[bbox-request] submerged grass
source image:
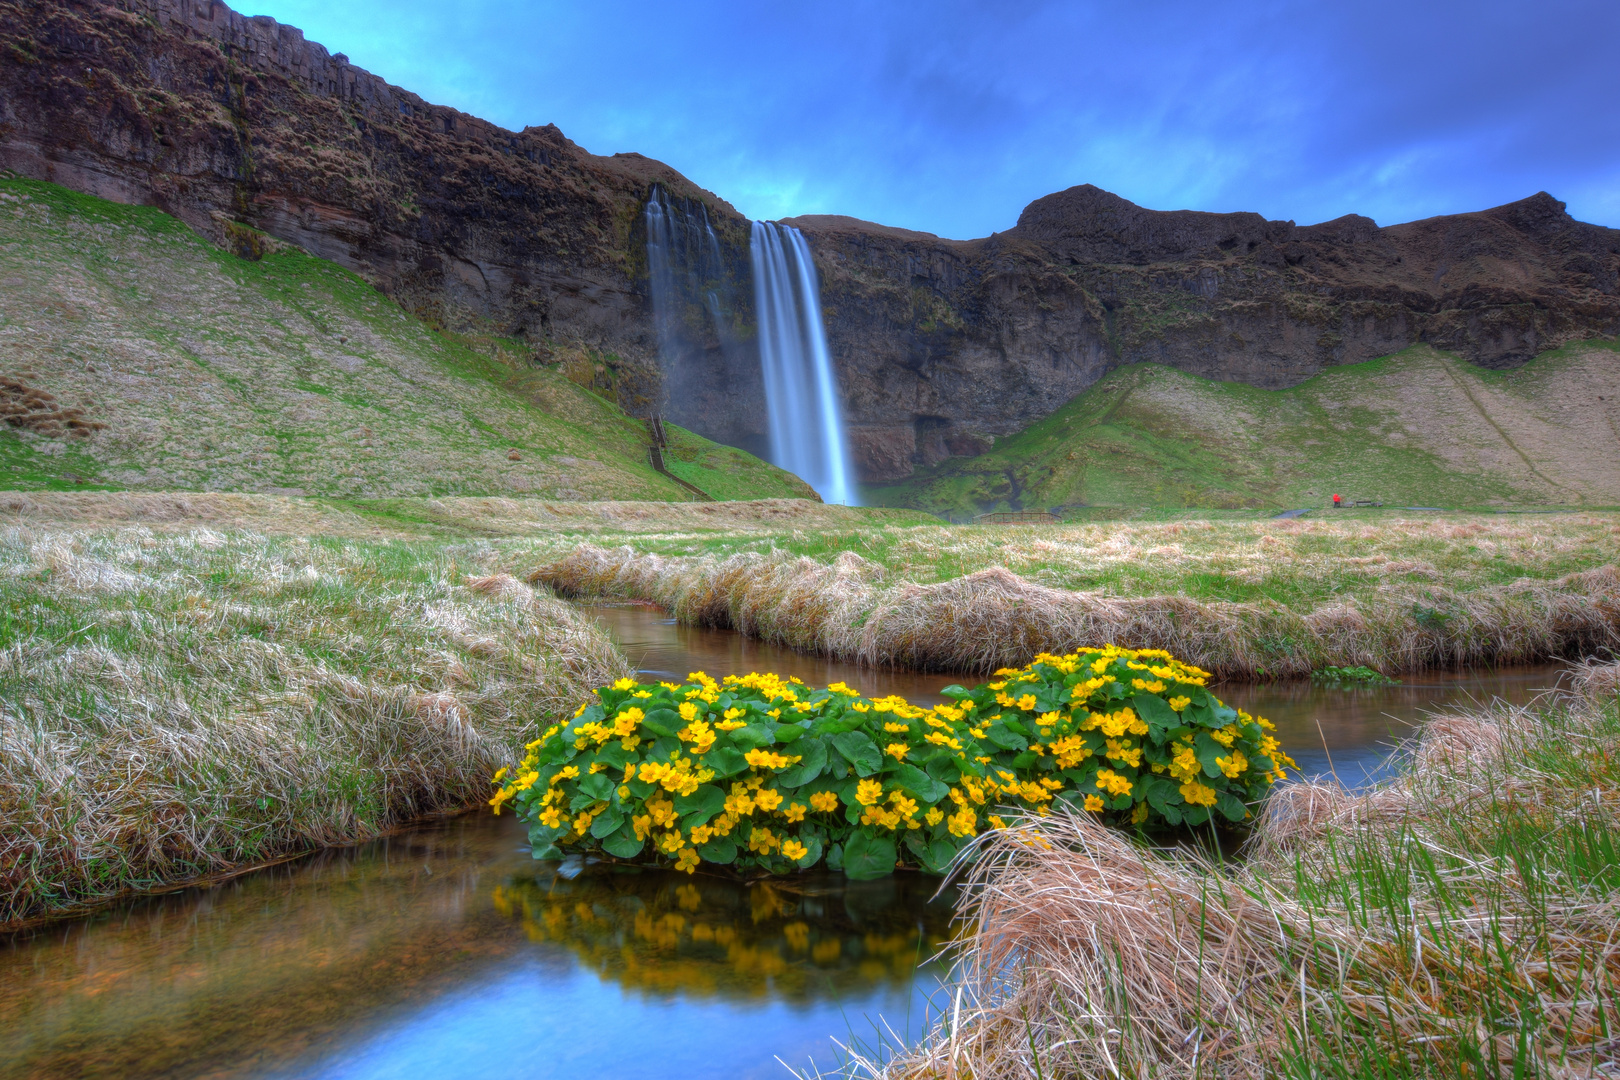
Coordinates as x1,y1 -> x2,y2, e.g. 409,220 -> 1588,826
0,525 -> 627,926
860,661 -> 1620,1080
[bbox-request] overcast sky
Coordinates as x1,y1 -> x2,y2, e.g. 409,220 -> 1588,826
244,0 -> 1619,238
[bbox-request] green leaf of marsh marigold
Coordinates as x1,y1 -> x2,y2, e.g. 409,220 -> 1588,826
531,842 -> 563,861
890,762 -> 947,804
1131,693 -> 1179,738
831,731 -> 883,776
705,747 -> 749,778
1216,790 -> 1248,823
842,832 -> 897,881
728,724 -> 776,749
775,739 -> 829,787
640,708 -> 680,737
792,835 -> 823,868
985,721 -> 1028,751
673,783 -> 725,821
578,772 -> 615,802
698,835 -> 738,865
591,806 -> 625,838
602,824 -> 644,859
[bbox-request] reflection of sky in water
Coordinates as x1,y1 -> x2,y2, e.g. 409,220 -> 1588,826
277,957 -> 947,1080
0,811 -> 954,1080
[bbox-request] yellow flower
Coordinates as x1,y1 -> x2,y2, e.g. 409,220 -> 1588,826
1095,769 -> 1134,798
884,742 -> 909,761
987,815 -> 1008,830
924,806 -> 943,826
808,791 -> 840,813
748,827 -> 779,854
675,848 -> 700,873
755,788 -> 784,812
855,779 -> 884,806
744,748 -> 800,770
679,701 -> 699,721
1015,694 -> 1037,710
781,838 -> 809,862
883,722 -> 910,733
1169,696 -> 1192,712
1216,750 -> 1248,778
1084,794 -> 1104,812
783,802 -> 807,822
612,677 -> 637,691
690,825 -> 714,845
1180,779 -> 1219,806
946,806 -> 977,837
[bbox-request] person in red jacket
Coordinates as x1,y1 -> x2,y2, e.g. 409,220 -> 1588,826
1332,493 -> 1342,508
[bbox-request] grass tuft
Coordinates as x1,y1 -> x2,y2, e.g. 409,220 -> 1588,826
879,664 -> 1620,1079
0,525 -> 627,926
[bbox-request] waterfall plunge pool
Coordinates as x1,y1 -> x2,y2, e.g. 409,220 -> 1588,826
0,606 -> 1568,1080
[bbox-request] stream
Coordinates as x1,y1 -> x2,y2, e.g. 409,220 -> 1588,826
0,605 -> 1569,1080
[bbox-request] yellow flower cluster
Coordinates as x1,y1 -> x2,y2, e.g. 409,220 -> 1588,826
491,646 -> 1296,879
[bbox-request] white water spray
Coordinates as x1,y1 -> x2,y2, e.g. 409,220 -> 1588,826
750,221 -> 858,506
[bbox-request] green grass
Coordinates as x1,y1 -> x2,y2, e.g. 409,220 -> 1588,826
0,524 -> 628,925
866,343 -> 1620,519
660,422 -> 820,502
0,177 -> 802,502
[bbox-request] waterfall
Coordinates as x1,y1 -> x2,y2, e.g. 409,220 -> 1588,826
645,187 -> 733,370
750,221 -> 858,506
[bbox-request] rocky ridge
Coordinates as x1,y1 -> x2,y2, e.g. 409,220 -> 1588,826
4,0 -> 1618,484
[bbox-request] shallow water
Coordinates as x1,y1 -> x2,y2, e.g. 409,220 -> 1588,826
584,603 -> 1569,789
0,606 -> 1568,1079
0,813 -> 955,1080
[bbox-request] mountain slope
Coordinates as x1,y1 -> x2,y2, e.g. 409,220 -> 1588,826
0,177 -> 811,500
864,342 -> 1620,515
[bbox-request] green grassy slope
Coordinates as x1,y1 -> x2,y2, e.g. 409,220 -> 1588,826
866,343 -> 1620,516
0,178 -> 805,502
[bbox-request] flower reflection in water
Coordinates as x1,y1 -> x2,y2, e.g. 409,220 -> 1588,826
491,863 -> 960,1003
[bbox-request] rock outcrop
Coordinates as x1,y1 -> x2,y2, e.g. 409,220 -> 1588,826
795,186 -> 1620,479
5,0 -> 1618,484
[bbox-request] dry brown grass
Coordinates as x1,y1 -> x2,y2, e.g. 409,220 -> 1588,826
0,526 -> 627,927
532,544 -> 1620,678
870,665 -> 1620,1080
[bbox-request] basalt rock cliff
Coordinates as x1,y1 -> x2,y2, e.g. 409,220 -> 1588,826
6,0 -> 1619,484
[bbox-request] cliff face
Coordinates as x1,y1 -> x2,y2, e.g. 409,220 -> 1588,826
794,186 -> 1620,480
5,0 -> 1618,485
0,0 -> 742,412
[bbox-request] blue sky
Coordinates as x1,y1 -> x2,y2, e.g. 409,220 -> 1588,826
245,0 -> 1619,238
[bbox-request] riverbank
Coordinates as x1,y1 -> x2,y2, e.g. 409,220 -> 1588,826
873,661 -> 1620,1079
6,495 -> 1618,925
0,525 -> 625,926
530,512 -> 1620,678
